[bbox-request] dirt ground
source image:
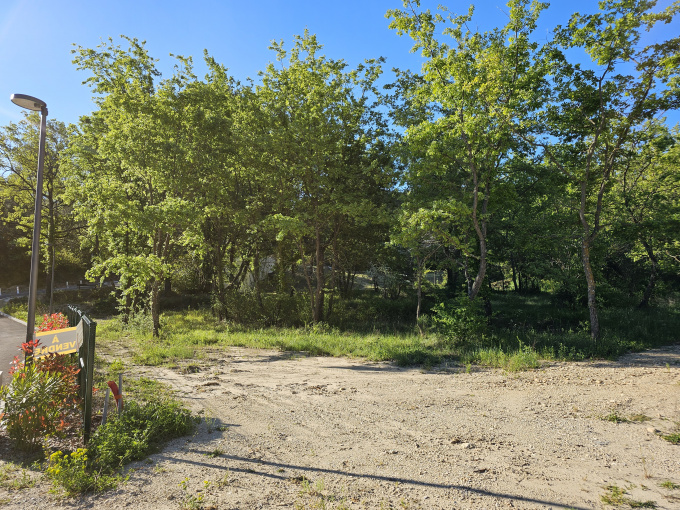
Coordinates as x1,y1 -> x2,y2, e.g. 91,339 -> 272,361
2,344 -> 680,509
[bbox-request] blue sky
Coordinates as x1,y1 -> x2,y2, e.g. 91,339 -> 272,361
1,0 -> 678,128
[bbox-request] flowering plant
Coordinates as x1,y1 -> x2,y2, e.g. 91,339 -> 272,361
0,313 -> 82,450
38,312 -> 69,332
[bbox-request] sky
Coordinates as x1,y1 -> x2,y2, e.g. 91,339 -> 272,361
1,0 -> 679,128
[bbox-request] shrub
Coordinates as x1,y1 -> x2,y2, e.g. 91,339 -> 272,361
432,296 -> 487,345
88,400 -> 196,472
0,316 -> 81,452
46,449 -> 120,496
44,399 -> 196,495
37,312 -> 69,332
0,364 -> 69,450
506,345 -> 541,372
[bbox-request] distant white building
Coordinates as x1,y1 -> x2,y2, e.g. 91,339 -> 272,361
242,255 -> 276,289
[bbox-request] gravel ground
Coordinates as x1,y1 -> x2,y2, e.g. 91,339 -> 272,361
1,344 -> 679,509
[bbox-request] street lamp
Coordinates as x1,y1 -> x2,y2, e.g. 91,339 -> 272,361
10,94 -> 48,359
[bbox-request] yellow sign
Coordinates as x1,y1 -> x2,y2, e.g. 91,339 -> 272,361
34,325 -> 81,358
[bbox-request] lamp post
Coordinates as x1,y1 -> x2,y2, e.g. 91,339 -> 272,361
10,94 -> 48,359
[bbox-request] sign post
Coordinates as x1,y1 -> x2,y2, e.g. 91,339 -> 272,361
66,305 -> 96,443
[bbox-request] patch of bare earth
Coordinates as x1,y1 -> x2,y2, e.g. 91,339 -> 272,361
2,345 -> 680,509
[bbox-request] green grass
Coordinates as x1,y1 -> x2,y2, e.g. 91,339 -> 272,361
89,289 -> 680,370
98,309 -> 446,367
460,345 -> 541,372
604,412 -> 629,423
124,376 -> 178,402
662,433 -> 680,445
8,289 -> 679,370
0,463 -> 36,490
601,485 -> 657,508
490,292 -> 680,360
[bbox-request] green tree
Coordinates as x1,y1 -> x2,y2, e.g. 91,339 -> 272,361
258,32 -> 395,323
0,113 -> 74,301
170,55 -> 266,320
387,0 -> 548,302
524,0 -> 680,339
66,37 -> 199,336
615,125 -> 680,307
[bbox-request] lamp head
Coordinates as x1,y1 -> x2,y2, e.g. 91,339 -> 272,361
10,93 -> 47,111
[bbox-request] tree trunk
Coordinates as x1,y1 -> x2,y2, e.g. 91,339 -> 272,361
510,254 -> 519,291
122,292 -> 132,325
327,238 -> 338,320
581,240 -> 600,341
290,263 -> 296,297
469,236 -> 487,300
416,256 -> 423,333
253,248 -> 264,310
463,257 -> 472,297
445,267 -> 457,297
313,228 -> 325,323
151,280 -> 161,338
468,168 -> 490,301
638,240 -> 658,309
215,243 -> 226,321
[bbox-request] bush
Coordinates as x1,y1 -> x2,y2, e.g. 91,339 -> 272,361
0,364 -> 67,450
432,296 -> 487,346
45,399 -> 196,495
46,448 -> 120,496
0,312 -> 82,451
88,400 -> 196,472
37,313 -> 69,332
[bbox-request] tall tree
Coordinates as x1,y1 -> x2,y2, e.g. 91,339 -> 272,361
67,37 -> 199,336
615,125 -> 680,307
387,0 -> 547,301
258,32 -> 394,323
524,0 -> 680,339
0,113 -> 73,300
173,55 -> 264,320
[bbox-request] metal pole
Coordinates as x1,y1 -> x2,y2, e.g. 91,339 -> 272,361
25,106 -> 48,359
49,243 -> 55,314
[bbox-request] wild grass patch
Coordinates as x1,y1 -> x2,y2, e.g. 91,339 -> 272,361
601,485 -> 656,508
46,399 -> 196,496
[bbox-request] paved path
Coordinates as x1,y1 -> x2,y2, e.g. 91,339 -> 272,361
0,313 -> 26,385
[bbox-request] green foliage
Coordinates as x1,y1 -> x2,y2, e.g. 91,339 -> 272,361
258,31 -> 395,323
0,364 -> 73,451
46,448 -> 120,496
124,376 -> 176,402
0,463 -> 36,490
601,485 -> 657,508
95,288 -> 680,374
0,112 -> 74,289
432,297 -> 487,346
45,398 -> 195,495
461,344 -> 540,372
0,311 -> 82,452
367,264 -> 409,300
132,344 -> 196,366
662,433 -> 680,445
603,412 -> 628,424
88,400 -> 195,471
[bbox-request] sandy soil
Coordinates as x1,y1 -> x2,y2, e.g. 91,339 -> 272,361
2,344 -> 680,509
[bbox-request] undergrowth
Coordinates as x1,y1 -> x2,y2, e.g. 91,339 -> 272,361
8,290 -> 680,371
45,399 -> 196,496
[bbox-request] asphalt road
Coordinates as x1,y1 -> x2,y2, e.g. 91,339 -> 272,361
0,313 -> 26,385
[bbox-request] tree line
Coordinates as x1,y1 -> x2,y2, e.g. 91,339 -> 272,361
1,0 -> 679,340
